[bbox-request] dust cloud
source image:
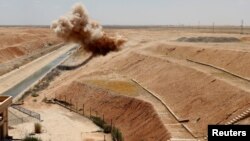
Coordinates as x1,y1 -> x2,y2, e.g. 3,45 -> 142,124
51,3 -> 126,55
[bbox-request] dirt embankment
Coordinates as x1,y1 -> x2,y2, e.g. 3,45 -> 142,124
37,29 -> 250,139
241,36 -> 250,42
49,45 -> 250,138
146,44 -> 250,79
55,81 -> 171,141
177,36 -> 240,43
0,47 -> 25,62
0,27 -> 62,75
95,52 -> 250,137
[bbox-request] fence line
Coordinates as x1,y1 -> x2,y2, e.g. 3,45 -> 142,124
53,97 -> 122,141
9,108 -> 40,126
11,105 -> 41,121
53,98 -> 95,119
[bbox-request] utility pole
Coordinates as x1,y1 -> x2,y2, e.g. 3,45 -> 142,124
241,20 -> 244,34
212,22 -> 215,33
198,21 -> 200,29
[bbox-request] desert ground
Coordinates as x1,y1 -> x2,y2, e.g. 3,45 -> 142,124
0,27 -> 62,75
2,27 -> 250,141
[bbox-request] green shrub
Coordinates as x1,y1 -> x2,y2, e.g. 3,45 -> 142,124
103,124 -> 112,133
31,93 -> 39,97
34,123 -> 42,134
90,116 -> 123,141
48,42 -> 53,46
112,127 -> 124,141
90,116 -> 105,128
22,136 -> 41,141
42,97 -> 47,103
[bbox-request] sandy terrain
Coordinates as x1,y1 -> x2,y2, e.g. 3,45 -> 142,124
0,44 -> 75,99
55,81 -> 171,141
145,43 -> 250,78
7,27 -> 250,141
36,28 -> 250,140
0,27 -> 62,76
9,101 -> 111,141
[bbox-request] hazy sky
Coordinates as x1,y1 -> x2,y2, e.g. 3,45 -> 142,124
0,0 -> 249,26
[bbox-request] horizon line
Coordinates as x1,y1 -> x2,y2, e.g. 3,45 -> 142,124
0,24 -> 249,27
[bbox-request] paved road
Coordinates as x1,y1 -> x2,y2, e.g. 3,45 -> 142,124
0,43 -> 78,101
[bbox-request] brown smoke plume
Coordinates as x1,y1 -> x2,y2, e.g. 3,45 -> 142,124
51,3 -> 126,55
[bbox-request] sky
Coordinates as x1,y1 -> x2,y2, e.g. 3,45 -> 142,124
0,0 -> 249,26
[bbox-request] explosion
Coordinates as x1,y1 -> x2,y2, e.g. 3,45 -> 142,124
51,3 -> 126,55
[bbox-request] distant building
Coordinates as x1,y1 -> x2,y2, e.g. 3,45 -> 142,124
0,96 -> 12,140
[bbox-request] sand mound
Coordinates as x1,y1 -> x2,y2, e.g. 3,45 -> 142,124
177,36 -> 240,43
55,81 -> 171,141
0,28 -> 61,63
0,47 -> 25,63
0,27 -> 62,76
87,52 -> 250,137
241,37 -> 250,42
148,44 -> 250,79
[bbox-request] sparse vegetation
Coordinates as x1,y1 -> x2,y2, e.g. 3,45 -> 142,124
42,97 -> 48,102
86,79 -> 138,96
19,68 -> 61,101
111,127 -> 124,141
90,116 -> 105,129
90,116 -> 123,141
31,92 -> 39,97
103,124 -> 112,133
13,64 -> 20,69
34,123 -> 42,134
54,98 -> 72,106
22,136 -> 42,141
